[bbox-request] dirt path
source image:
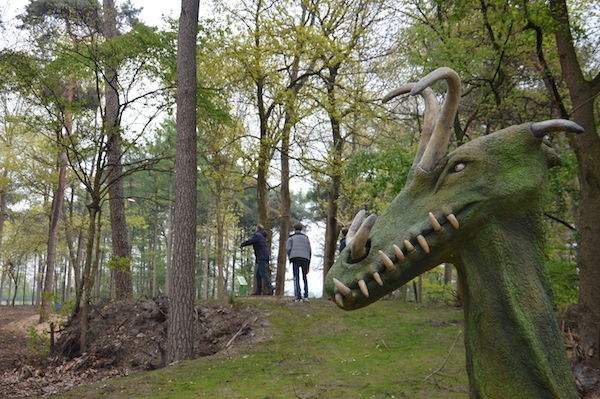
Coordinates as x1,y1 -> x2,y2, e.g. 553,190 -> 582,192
0,306 -> 38,372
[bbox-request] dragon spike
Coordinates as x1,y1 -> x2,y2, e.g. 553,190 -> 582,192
373,272 -> 384,286
346,209 -> 366,242
332,278 -> 351,297
411,67 -> 461,171
358,280 -> 369,297
382,84 -> 439,168
428,212 -> 442,231
351,214 -> 377,261
378,250 -> 395,271
531,119 -> 584,138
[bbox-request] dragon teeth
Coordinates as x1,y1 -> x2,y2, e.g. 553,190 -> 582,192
378,250 -> 395,271
417,234 -> 430,253
428,212 -> 442,231
447,213 -> 459,229
404,240 -> 415,252
392,244 -> 404,261
333,278 -> 351,297
358,280 -> 369,297
335,293 -> 344,307
373,272 -> 384,286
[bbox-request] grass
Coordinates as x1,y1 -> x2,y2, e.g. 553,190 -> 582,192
52,298 -> 468,399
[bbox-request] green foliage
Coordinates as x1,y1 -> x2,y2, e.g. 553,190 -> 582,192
546,241 -> 579,306
107,255 -> 131,273
344,144 -> 414,212
26,326 -> 50,358
58,300 -> 77,317
422,267 -> 456,305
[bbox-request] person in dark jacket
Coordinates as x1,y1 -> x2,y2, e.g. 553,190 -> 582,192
286,223 -> 311,302
241,224 -> 273,295
338,228 -> 348,253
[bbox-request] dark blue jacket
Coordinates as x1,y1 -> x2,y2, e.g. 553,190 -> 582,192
339,237 -> 346,253
241,229 -> 270,261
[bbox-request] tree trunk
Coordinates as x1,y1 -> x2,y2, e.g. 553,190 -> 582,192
0,190 -> 5,302
550,0 -> 600,367
0,271 -> 5,306
202,231 -> 210,299
79,203 -> 100,352
444,263 -> 453,285
322,65 -> 343,296
40,150 -> 68,322
163,205 -> 171,295
103,0 -> 132,300
276,116 -> 291,296
167,0 -> 199,363
216,198 -> 225,299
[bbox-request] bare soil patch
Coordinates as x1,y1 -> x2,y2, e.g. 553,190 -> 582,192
0,297 -> 266,398
0,306 -> 39,373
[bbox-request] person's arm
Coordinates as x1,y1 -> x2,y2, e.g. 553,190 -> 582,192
286,236 -> 292,257
240,233 -> 257,247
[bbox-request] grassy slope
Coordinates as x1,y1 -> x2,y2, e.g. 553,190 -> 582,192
54,298 -> 468,399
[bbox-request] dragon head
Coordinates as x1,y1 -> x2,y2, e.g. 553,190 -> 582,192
325,67 -> 583,310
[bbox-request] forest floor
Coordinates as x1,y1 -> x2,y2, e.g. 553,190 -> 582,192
0,306 -> 38,372
0,298 -> 598,399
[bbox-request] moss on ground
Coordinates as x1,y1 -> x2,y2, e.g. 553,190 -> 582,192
51,298 -> 468,399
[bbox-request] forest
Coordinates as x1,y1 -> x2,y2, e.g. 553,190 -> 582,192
0,0 -> 598,397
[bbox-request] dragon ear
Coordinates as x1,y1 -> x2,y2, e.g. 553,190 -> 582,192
541,141 -> 562,168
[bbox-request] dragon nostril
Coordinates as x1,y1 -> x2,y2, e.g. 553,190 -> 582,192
349,239 -> 371,264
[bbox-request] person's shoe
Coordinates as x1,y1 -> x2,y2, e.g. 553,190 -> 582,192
267,287 -> 275,296
293,298 -> 302,303
302,298 -> 310,303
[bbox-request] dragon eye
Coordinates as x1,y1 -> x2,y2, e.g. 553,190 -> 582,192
452,162 -> 466,173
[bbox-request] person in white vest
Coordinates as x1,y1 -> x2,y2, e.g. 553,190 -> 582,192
286,223 -> 312,302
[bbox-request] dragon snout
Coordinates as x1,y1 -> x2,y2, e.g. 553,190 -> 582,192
330,209 -> 463,310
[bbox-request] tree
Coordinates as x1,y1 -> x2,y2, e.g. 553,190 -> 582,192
309,0 -> 389,293
103,0 -> 132,299
397,0 -> 599,367
548,0 -> 600,367
167,0 -> 200,363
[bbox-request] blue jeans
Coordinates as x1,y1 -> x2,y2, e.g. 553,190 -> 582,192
291,258 -> 309,299
256,259 -> 273,293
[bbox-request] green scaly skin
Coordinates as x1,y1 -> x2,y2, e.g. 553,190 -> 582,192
325,123 -> 578,398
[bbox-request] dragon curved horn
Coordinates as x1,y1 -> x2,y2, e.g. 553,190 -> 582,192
531,119 -> 584,138
410,67 -> 461,171
383,84 -> 439,167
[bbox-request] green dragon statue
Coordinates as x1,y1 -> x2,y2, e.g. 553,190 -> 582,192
325,67 -> 582,398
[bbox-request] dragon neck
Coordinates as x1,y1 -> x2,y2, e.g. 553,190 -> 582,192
455,215 -> 577,399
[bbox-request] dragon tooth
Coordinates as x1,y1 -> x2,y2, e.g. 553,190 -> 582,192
358,280 -> 369,297
333,278 -> 351,297
392,244 -> 405,261
378,250 -> 395,271
417,234 -> 430,253
373,272 -> 384,286
335,293 -> 344,307
428,212 -> 442,231
447,213 -> 459,229
404,239 -> 415,252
